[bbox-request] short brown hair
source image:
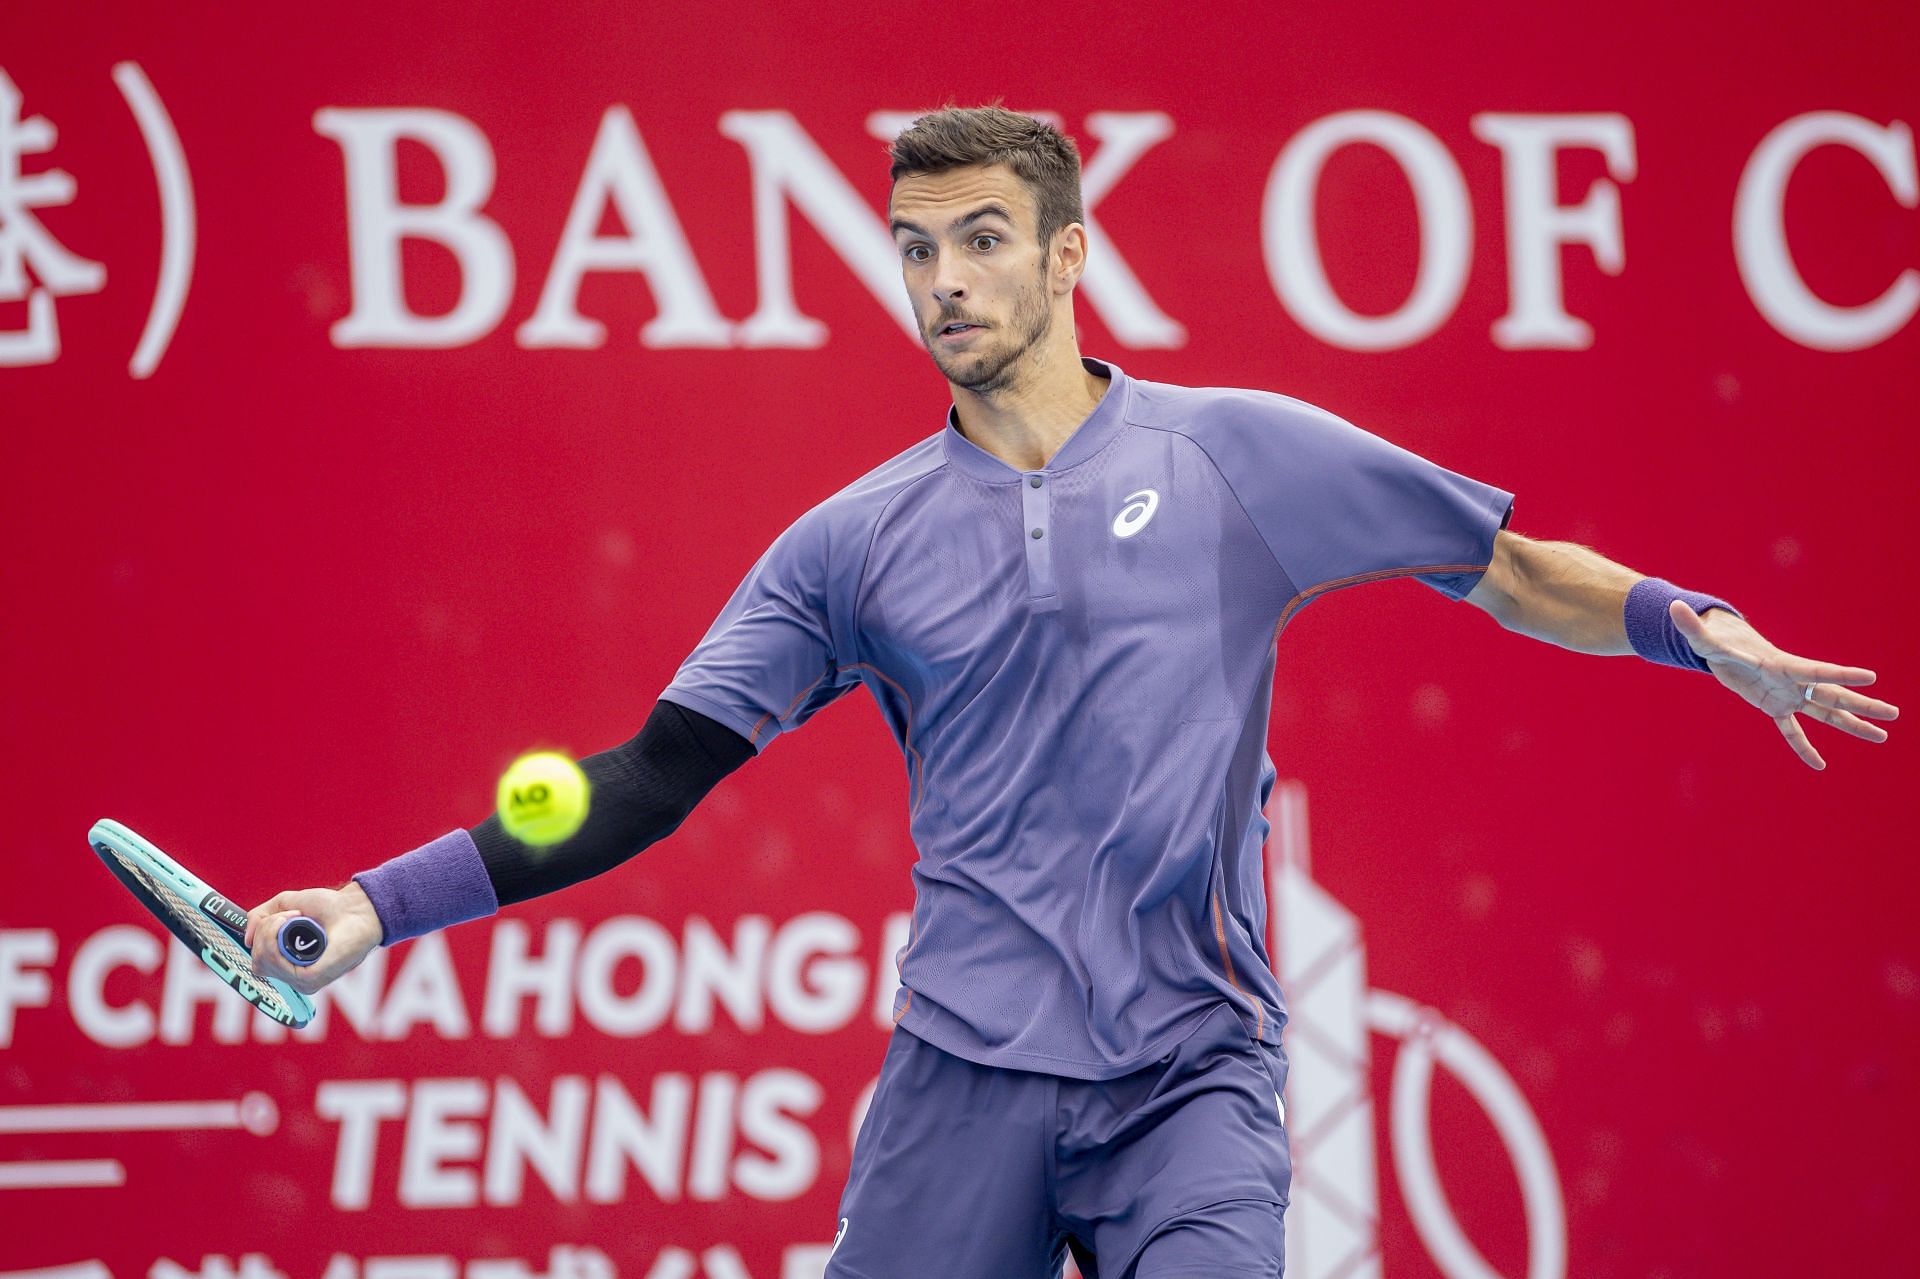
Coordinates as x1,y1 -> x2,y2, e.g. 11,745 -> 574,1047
889,105 -> 1085,249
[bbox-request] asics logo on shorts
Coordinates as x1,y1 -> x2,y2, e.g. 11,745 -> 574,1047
1112,488 -> 1160,538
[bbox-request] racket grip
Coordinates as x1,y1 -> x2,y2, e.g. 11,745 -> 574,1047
278,916 -> 328,967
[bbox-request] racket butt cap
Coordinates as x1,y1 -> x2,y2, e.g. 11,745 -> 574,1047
278,916 -> 327,967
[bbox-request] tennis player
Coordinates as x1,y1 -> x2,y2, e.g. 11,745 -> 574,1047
245,106 -> 1897,1277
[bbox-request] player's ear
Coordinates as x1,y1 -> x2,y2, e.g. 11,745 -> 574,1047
1051,222 -> 1089,295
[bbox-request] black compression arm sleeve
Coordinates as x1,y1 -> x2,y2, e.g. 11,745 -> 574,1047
470,700 -> 754,907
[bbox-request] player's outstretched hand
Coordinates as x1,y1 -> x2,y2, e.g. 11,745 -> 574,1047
1670,600 -> 1899,770
242,883 -> 385,996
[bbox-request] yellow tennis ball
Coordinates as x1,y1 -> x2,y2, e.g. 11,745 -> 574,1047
497,751 -> 591,846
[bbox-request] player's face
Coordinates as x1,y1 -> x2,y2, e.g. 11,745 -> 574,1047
890,164 -> 1056,396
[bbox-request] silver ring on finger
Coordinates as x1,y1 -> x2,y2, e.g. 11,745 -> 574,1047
1803,683 -> 1819,703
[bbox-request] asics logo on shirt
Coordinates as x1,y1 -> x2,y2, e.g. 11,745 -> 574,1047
1112,488 -> 1160,538
830,1217 -> 849,1258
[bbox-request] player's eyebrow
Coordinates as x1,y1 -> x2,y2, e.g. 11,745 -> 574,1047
889,203 -> 1016,239
954,203 -> 1014,231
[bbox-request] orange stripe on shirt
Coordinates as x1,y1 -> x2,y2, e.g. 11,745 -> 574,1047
751,670 -> 832,745
1211,889 -> 1264,1040
1273,560 -> 1491,644
838,662 -> 928,817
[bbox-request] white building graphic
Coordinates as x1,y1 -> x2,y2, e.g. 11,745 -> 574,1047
1270,782 -> 1566,1279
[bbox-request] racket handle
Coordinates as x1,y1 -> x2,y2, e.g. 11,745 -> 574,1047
278,916 -> 328,967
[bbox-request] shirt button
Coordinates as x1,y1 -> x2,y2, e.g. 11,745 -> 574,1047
1028,475 -> 1042,488
1031,528 -> 1044,539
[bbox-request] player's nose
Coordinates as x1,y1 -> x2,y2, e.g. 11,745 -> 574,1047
932,272 -> 967,307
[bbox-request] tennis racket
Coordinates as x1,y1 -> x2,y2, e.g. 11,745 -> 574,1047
88,817 -> 326,1029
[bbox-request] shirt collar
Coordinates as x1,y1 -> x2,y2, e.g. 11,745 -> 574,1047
940,357 -> 1131,482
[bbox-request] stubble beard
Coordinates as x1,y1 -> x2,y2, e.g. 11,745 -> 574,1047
928,278 -> 1055,400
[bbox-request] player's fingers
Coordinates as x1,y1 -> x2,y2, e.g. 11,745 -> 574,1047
1811,684 -> 1900,720
1803,701 -> 1891,743
249,909 -> 304,982
247,912 -> 280,976
1667,599 -> 1712,647
1667,600 -> 1756,660
1669,603 -> 1763,665
1704,644 -> 1765,670
1780,656 -> 1878,687
1774,713 -> 1825,770
246,892 -> 302,944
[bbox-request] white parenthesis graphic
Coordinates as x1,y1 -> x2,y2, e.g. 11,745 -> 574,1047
112,61 -> 195,379
1369,990 -> 1568,1279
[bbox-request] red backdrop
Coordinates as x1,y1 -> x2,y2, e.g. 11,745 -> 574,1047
3,4 -> 1916,1278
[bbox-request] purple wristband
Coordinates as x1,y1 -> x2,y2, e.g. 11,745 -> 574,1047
1624,577 -> 1741,673
353,829 -> 499,946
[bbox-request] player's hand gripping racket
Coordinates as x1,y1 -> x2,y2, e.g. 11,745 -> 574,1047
88,818 -> 325,1028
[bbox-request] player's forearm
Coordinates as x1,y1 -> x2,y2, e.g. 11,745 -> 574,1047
467,752 -> 682,909
351,700 -> 753,943
471,718 -> 742,905
1480,536 -> 1639,655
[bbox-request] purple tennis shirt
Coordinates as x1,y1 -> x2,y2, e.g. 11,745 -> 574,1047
662,358 -> 1513,1080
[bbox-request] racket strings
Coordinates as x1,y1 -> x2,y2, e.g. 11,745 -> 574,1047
105,846 -> 298,1023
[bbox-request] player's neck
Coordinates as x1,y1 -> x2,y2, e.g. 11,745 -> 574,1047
949,343 -> 1108,473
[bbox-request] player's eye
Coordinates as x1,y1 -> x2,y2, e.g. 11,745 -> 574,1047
969,234 -> 999,252
903,243 -> 933,263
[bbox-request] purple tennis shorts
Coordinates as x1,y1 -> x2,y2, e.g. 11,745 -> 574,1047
826,1001 -> 1292,1278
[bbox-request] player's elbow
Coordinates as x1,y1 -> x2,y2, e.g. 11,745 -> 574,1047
1464,529 -> 1530,629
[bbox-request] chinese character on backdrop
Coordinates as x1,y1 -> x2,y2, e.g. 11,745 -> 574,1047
1,68 -> 107,367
